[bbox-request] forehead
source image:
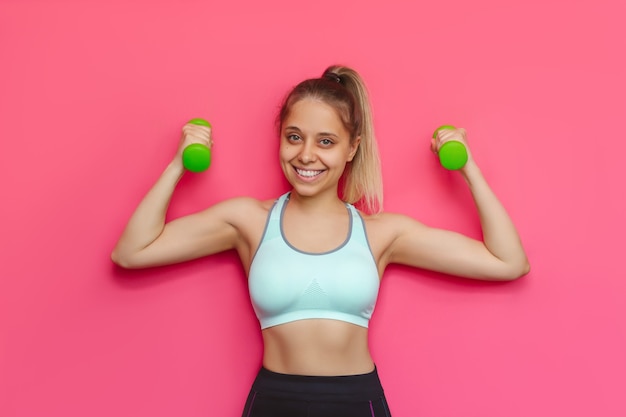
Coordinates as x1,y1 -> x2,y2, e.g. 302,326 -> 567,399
283,99 -> 347,134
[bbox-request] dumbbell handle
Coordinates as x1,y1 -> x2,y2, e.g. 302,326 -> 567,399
432,125 -> 468,170
182,118 -> 212,172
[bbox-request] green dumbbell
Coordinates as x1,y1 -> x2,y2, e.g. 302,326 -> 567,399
432,124 -> 468,170
182,118 -> 212,172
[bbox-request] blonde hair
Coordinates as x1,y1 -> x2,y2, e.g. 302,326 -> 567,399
278,65 -> 383,214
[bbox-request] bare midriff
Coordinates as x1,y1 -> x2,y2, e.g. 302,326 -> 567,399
261,319 -> 375,376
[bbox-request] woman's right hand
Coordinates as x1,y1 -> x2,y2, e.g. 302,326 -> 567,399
175,122 -> 213,166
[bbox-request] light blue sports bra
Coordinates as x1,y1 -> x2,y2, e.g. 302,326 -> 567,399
248,193 -> 380,329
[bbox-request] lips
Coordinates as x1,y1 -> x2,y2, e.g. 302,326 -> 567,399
295,167 -> 324,178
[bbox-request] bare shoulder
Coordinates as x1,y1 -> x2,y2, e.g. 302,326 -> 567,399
212,195 -> 272,212
204,196 -> 275,228
359,210 -> 427,265
361,210 -> 425,235
208,196 -> 278,268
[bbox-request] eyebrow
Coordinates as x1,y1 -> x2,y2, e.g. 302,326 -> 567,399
284,126 -> 339,138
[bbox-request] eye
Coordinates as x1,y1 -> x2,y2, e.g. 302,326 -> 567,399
286,134 -> 301,142
319,138 -> 334,146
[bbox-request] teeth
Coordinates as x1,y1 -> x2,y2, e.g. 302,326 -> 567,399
296,168 -> 322,177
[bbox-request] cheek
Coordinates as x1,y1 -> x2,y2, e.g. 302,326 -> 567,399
329,156 -> 350,171
279,144 -> 298,166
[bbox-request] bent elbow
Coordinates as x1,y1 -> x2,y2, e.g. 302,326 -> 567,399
111,249 -> 136,269
502,259 -> 531,281
516,258 -> 531,279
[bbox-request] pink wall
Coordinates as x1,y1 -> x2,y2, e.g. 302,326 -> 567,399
1,0 -> 625,415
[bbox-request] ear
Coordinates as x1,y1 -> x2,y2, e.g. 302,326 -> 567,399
347,136 -> 361,162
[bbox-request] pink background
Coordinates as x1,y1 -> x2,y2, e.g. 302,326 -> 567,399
1,0 -> 625,415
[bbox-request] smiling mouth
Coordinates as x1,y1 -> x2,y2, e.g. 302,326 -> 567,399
295,167 -> 324,178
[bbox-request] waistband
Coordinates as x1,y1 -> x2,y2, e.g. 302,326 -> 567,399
251,366 -> 384,401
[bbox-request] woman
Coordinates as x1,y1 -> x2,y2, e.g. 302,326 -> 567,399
111,65 -> 530,416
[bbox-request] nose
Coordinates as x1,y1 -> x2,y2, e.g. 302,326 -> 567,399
298,141 -> 316,164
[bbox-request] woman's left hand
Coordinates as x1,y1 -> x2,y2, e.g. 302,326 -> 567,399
431,127 -> 475,169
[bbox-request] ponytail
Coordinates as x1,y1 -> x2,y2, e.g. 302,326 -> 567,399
323,66 -> 382,214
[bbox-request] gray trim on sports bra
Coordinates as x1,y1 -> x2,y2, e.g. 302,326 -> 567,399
279,193 -> 354,256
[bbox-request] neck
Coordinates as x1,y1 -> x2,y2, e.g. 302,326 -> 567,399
288,190 -> 346,214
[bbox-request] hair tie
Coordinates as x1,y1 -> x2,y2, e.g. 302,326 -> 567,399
324,72 -> 342,84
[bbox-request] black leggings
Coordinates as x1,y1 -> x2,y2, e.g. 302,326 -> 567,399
241,367 -> 392,417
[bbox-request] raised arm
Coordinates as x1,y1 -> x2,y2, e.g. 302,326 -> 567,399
111,123 -> 242,269
385,128 -> 530,281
